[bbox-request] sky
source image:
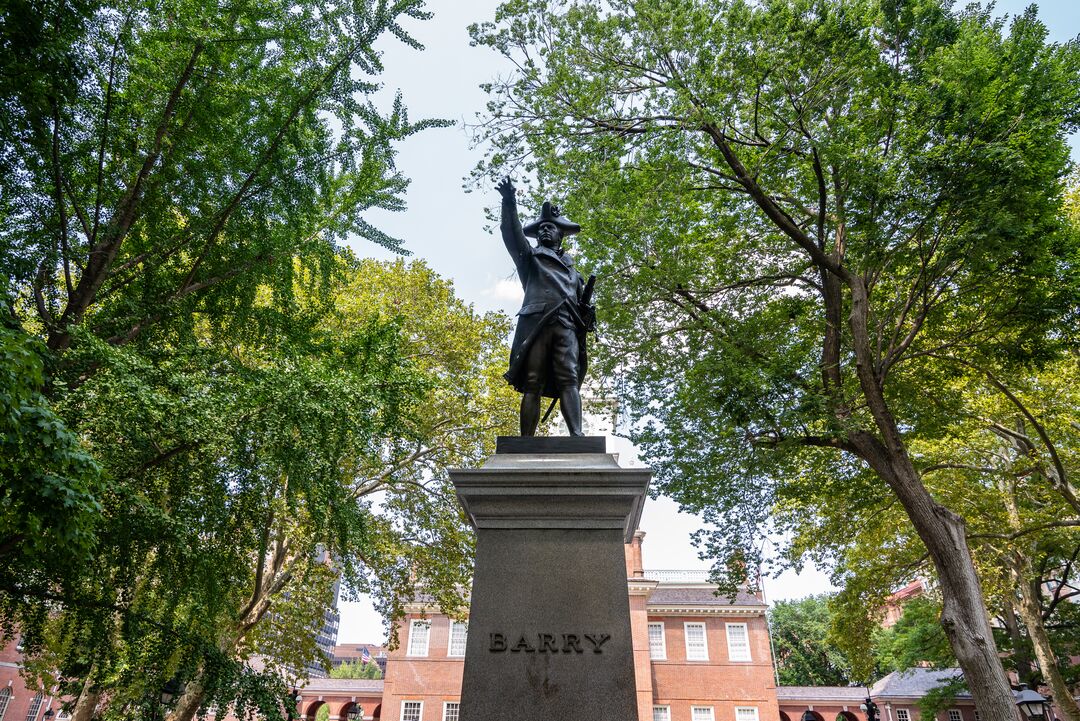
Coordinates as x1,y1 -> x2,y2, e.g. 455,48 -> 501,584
336,0 -> 1080,644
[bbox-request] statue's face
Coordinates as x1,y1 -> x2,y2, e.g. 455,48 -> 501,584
537,221 -> 563,249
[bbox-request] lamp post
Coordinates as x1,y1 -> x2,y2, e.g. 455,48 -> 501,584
1015,684 -> 1051,721
157,677 -> 182,721
861,696 -> 880,721
286,688 -> 303,721
347,706 -> 364,721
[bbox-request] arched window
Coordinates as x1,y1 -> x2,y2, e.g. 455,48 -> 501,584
23,694 -> 43,721
0,688 -> 12,721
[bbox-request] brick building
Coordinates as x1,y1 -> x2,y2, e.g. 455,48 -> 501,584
378,531 -> 782,721
0,638 -> 65,721
777,669 -> 980,721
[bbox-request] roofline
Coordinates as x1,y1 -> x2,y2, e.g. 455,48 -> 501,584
646,605 -> 765,616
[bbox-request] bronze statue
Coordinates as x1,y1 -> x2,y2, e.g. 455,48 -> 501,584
497,178 -> 596,436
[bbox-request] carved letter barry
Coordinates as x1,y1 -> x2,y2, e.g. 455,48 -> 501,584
488,632 -> 611,653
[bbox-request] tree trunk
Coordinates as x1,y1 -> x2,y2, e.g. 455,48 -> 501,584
1013,555 -> 1080,721
1001,599 -> 1037,686
68,678 -> 100,721
167,676 -> 205,721
847,277 -> 1017,721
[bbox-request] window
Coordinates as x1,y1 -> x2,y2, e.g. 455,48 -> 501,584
448,621 -> 468,657
897,710 -> 911,721
726,622 -> 751,661
948,711 -> 962,721
648,623 -> 667,660
443,702 -> 460,721
24,695 -> 43,721
736,708 -> 760,721
654,706 -> 672,721
402,701 -> 423,721
684,622 -> 708,661
0,688 -> 11,721
407,620 -> 430,657
692,707 -> 716,721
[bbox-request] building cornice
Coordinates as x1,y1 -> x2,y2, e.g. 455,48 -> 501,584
628,578 -> 660,596
645,604 -> 765,616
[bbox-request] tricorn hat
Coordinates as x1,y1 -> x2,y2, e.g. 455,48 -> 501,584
522,201 -> 581,238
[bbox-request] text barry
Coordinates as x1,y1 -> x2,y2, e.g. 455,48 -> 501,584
489,632 -> 611,654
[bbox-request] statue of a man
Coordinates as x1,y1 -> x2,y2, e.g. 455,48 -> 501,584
497,177 -> 596,436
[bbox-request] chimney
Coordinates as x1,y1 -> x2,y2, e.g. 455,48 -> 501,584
625,530 -> 646,578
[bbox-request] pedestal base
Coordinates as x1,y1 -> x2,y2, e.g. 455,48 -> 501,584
451,439 -> 650,721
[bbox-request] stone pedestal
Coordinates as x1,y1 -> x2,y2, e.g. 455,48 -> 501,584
451,437 -> 650,721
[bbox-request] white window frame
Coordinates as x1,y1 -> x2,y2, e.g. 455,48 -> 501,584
691,706 -> 716,721
406,620 -> 430,657
736,707 -> 760,721
684,621 -> 709,661
948,711 -> 962,721
648,622 -> 667,660
443,701 -> 460,721
401,700 -> 424,721
448,621 -> 468,657
0,688 -> 11,721
726,621 -> 751,662
896,709 -> 911,721
654,706 -> 672,721
24,695 -> 43,721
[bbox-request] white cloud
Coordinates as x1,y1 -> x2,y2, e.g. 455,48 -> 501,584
484,277 -> 524,304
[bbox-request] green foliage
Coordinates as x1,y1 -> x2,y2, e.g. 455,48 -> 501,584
471,2 -> 1080,705
0,307 -> 102,583
1,1 -> 516,714
471,0 -> 1080,667
768,594 -> 854,686
917,676 -> 969,721
330,659 -> 382,679
873,597 -> 956,672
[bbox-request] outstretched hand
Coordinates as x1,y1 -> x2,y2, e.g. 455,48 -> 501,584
496,176 -> 516,201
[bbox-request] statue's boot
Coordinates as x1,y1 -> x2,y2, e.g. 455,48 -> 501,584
520,392 -> 541,436
560,387 -> 584,436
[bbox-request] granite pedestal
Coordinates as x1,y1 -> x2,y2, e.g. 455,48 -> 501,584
451,436 -> 650,721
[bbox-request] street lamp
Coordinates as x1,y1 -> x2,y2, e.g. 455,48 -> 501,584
286,688 -> 303,721
860,697 -> 880,721
160,678 -> 181,705
1015,684 -> 1050,721
347,706 -> 364,721
156,677 -> 183,721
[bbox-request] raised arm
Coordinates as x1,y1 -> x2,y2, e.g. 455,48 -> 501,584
497,177 -> 530,283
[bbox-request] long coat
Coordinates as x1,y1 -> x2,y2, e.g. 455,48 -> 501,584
501,200 -> 588,398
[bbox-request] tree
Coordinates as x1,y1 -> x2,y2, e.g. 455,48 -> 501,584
768,595 -> 854,686
1,0 -> 517,716
330,659 -> 383,679
1,0 -> 442,355
469,1 -> 1080,718
10,257 -> 515,721
872,597 -> 956,673
812,356 -> 1080,721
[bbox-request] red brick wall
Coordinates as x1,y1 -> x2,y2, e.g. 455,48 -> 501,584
649,615 -> 779,721
381,614 -> 465,721
0,638 -> 53,721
